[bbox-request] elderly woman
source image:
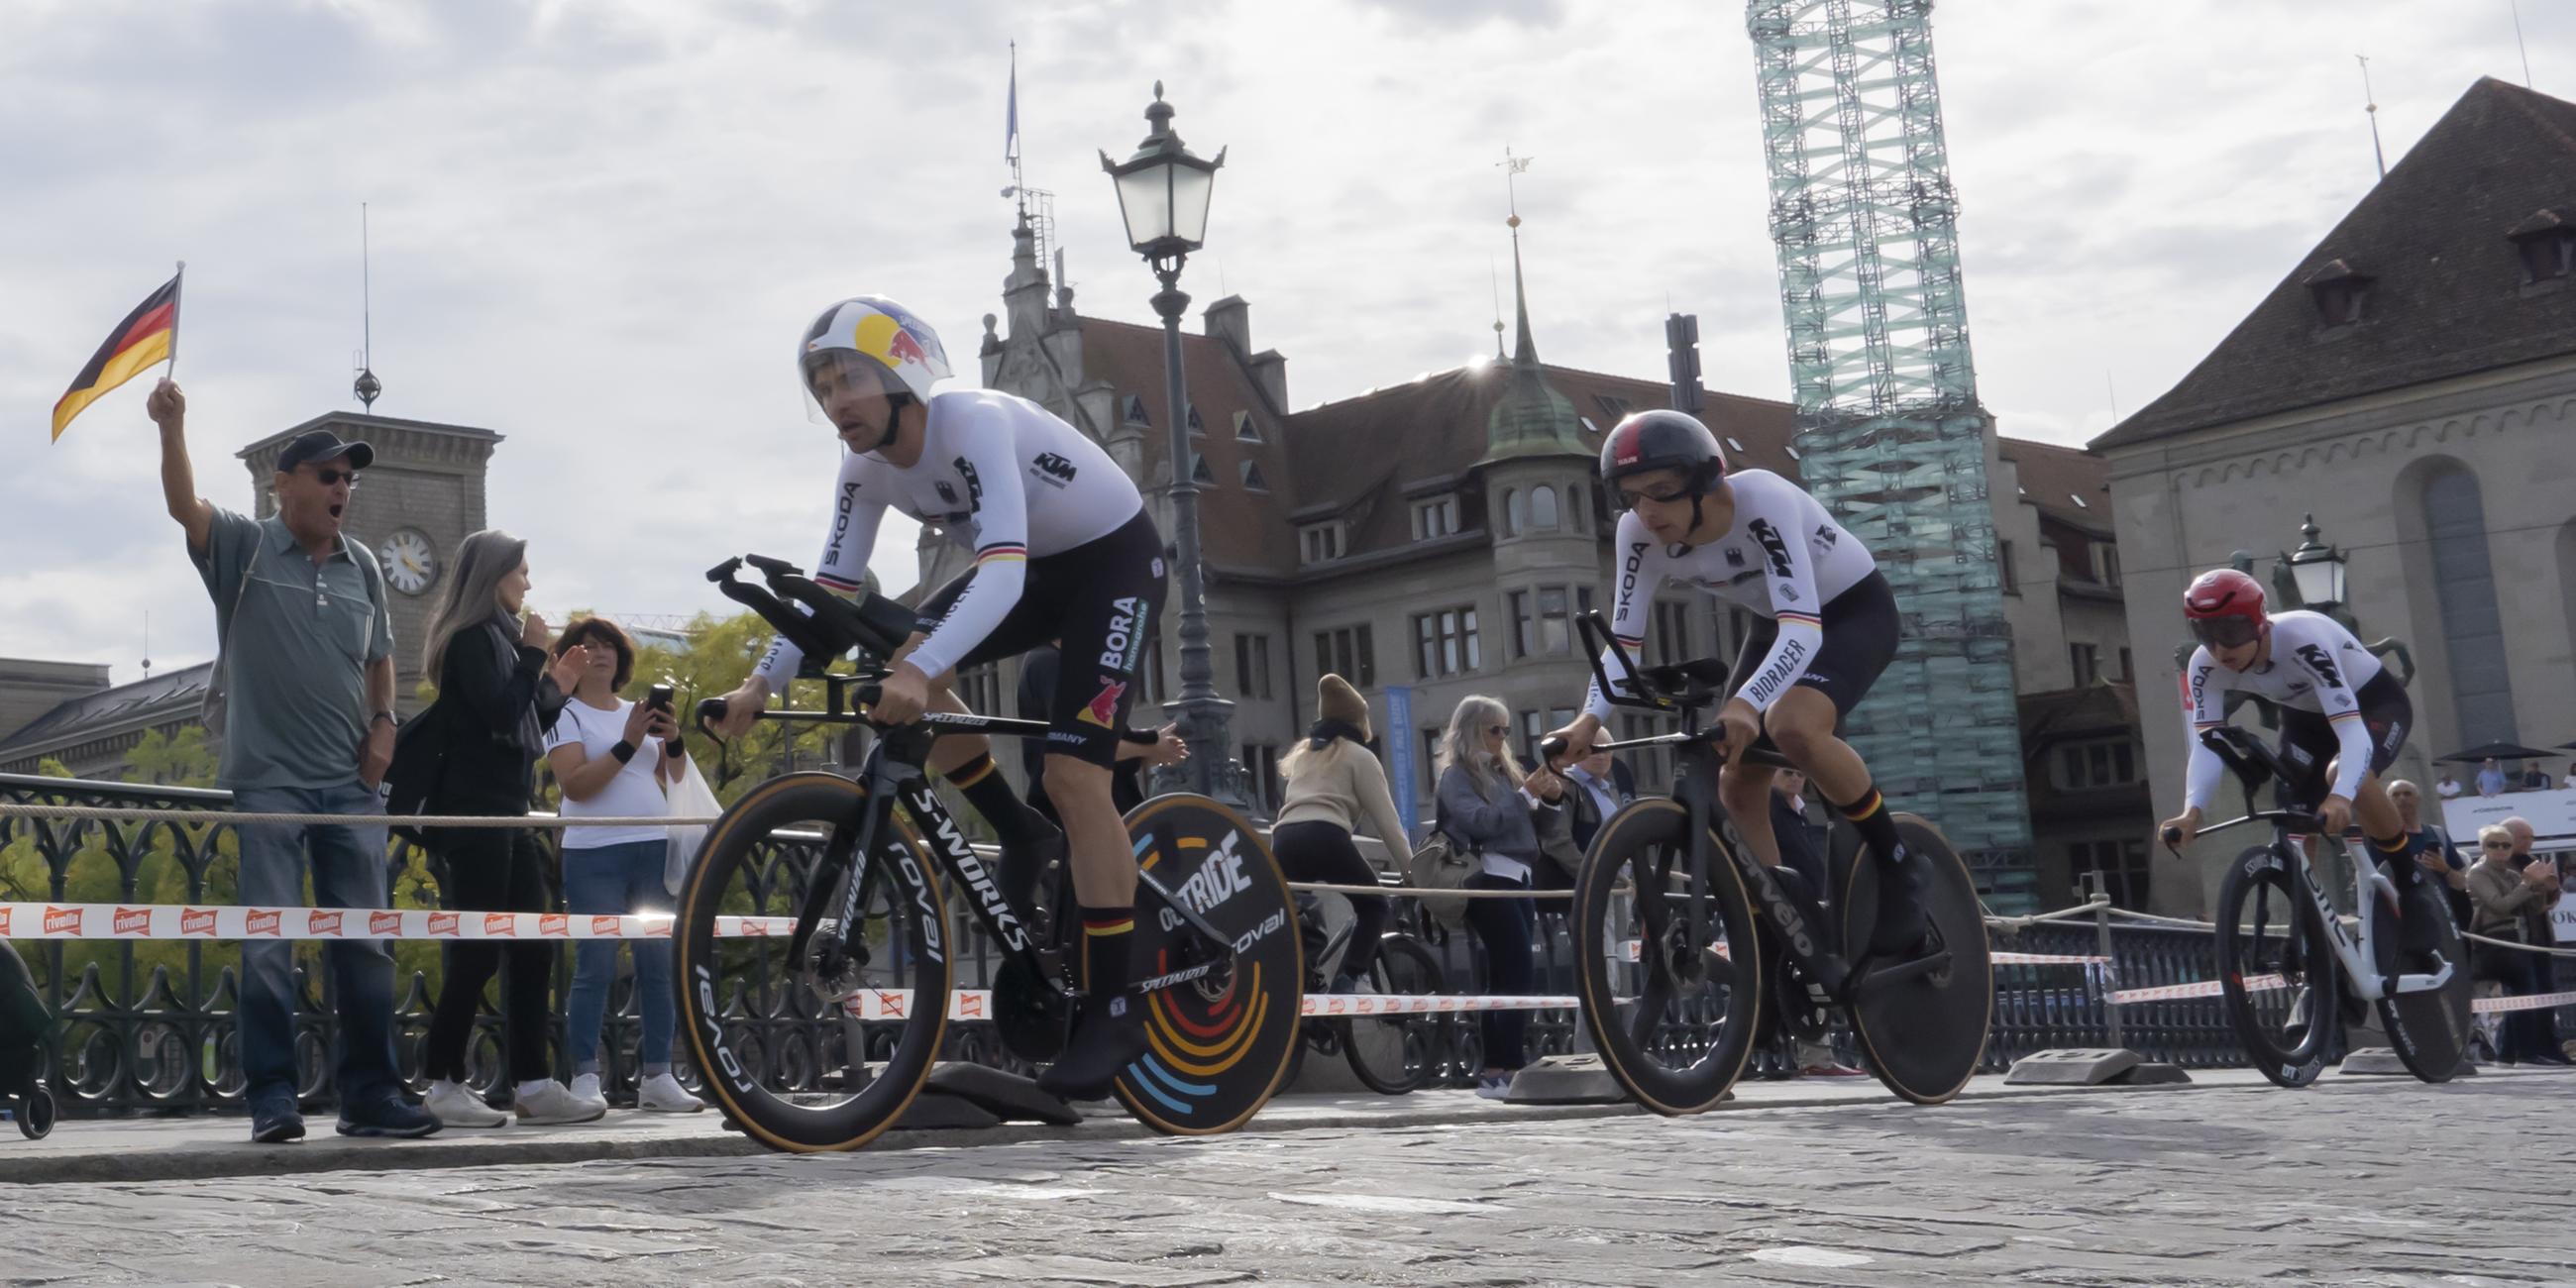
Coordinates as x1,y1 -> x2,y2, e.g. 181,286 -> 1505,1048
1435,695 -> 1565,1099
2467,823 -> 2569,1066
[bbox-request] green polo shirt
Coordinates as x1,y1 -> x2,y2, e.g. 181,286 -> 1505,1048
191,509 -> 393,791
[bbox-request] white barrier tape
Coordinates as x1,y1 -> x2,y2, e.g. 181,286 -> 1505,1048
1991,951 -> 2110,965
2106,973 -> 2288,1005
2472,989 -> 2576,1015
0,803 -> 712,828
0,902 -> 813,940
837,988 -> 1583,1021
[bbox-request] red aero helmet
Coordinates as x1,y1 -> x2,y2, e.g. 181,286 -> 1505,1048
2183,568 -> 2267,649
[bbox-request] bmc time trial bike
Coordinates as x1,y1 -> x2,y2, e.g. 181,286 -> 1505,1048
675,554 -> 1303,1152
2176,724 -> 2472,1087
1553,612 -> 1993,1112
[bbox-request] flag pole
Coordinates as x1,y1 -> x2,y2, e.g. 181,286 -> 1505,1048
167,260 -> 185,381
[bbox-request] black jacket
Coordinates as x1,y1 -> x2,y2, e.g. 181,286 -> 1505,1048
1564,760 -> 1640,853
432,621 -> 566,814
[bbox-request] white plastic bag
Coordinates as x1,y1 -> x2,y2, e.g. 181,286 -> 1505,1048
664,757 -> 722,896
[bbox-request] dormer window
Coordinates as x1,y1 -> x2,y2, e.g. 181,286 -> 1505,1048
1124,394 -> 1150,425
1234,409 -> 1263,442
2303,259 -> 2373,327
1239,460 -> 1268,490
1299,522 -> 1343,565
2508,209 -> 2575,284
1186,403 -> 1206,435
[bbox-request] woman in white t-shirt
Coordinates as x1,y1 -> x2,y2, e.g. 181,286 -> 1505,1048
543,617 -> 701,1113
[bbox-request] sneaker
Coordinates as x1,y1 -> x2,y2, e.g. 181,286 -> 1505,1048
1034,992 -> 1149,1100
424,1079 -> 508,1128
513,1079 -> 608,1126
568,1072 -> 602,1104
336,1090 -> 441,1139
249,1098 -> 305,1144
1474,1074 -> 1513,1101
637,1072 -> 705,1114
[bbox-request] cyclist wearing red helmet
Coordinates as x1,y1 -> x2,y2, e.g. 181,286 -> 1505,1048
1546,409 -> 1927,958
2160,569 -> 2434,935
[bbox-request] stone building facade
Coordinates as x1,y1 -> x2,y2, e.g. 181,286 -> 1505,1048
2093,78 -> 2576,914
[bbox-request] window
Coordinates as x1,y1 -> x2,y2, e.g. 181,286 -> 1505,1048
2422,464 -> 2517,743
2070,838 -> 2150,910
1500,487 -> 1522,537
1651,599 -> 1689,665
1422,726 -> 1443,797
1311,624 -> 1376,688
1191,454 -> 1214,484
1709,602 -> 1753,661
1239,461 -> 1268,490
1242,744 -> 1281,813
1999,540 -> 2018,594
2094,541 -> 2120,586
1539,587 -> 1571,656
1123,394 -> 1150,425
1520,710 -> 1545,756
1566,484 -> 1586,533
1510,590 -> 1533,659
2070,642 -> 2099,687
1186,403 -> 1206,435
958,663 -> 1003,722
1577,586 -> 1595,624
1412,605 -> 1481,678
1233,633 -> 1272,699
2511,218 -> 2575,284
2118,648 -> 2133,682
1234,409 -> 1262,441
1530,486 -> 1559,531
1300,523 -> 1343,565
2057,737 -> 2138,791
2303,259 -> 2372,327
1412,495 -> 1458,540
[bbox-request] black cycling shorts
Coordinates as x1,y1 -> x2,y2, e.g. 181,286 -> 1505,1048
1726,570 -> 1900,724
912,508 -> 1168,770
2275,671 -> 2412,807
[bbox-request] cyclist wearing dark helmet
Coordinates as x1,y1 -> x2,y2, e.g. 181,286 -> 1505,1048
2159,569 -> 2436,948
1544,409 -> 1926,958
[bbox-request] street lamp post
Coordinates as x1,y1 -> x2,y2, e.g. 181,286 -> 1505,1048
2282,514 -> 2350,615
1102,83 -> 1246,809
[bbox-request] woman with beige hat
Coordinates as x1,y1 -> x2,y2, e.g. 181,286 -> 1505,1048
1272,674 -> 1413,993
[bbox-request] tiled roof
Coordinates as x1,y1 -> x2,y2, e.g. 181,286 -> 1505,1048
0,662 -> 211,756
1994,438 -> 2111,533
2095,78 -> 2576,449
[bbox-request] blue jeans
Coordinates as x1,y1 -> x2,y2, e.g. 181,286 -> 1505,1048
563,839 -> 676,1075
231,783 -> 401,1108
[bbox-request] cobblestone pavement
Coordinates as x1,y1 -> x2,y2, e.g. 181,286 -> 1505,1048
8,1073 -> 2572,1287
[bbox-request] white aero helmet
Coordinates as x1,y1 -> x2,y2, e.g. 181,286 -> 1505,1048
800,295 -> 952,409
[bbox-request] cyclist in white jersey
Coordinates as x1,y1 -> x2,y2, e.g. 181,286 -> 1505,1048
1545,410 -> 1929,958
708,296 -> 1168,1097
2158,569 -> 2438,950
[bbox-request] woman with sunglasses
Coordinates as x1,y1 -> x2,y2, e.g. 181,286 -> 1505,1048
1435,695 -> 1565,1099
2159,569 -> 2441,955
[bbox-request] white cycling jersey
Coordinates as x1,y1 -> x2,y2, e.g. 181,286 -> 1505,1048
2181,609 -> 2387,810
1583,469 -> 1878,719
755,389 -> 1143,685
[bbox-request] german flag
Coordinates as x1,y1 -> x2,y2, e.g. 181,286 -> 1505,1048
52,274 -> 180,441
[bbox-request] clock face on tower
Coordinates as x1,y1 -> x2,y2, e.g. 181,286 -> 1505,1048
379,528 -> 439,596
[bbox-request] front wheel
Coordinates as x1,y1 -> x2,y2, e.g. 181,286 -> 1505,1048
674,772 -> 951,1153
1570,799 -> 1763,1116
2216,843 -> 2339,1089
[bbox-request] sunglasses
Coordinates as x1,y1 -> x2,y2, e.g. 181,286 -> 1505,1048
2484,839 -> 2514,848
1485,724 -> 1510,735
2189,616 -> 2260,649
307,468 -> 362,486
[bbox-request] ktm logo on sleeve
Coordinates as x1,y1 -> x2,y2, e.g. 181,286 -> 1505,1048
1747,518 -> 1795,581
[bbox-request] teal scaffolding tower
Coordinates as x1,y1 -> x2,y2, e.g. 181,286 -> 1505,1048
1747,0 -> 2034,910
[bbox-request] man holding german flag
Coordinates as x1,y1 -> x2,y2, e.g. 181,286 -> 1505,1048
52,268 -> 181,441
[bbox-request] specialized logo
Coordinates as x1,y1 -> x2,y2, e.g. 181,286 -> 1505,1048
246,910 -> 281,937
1079,677 -> 1127,728
694,963 -> 755,1095
308,911 -> 344,937
182,908 -> 219,937
1099,596 -> 1145,672
114,907 -> 153,936
1033,452 -> 1078,485
2295,643 -> 2344,690
1747,517 -> 1795,581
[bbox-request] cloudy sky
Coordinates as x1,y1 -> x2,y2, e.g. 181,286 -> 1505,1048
3,0 -> 2564,686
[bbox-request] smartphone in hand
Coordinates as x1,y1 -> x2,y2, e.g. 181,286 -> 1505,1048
648,683 -> 676,713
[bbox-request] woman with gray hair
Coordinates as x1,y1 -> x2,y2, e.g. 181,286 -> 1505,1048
1434,694 -> 1564,1098
414,529 -> 611,1126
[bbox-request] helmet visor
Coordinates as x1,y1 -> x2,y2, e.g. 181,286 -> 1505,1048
802,350 -> 895,431
2189,615 -> 2262,649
